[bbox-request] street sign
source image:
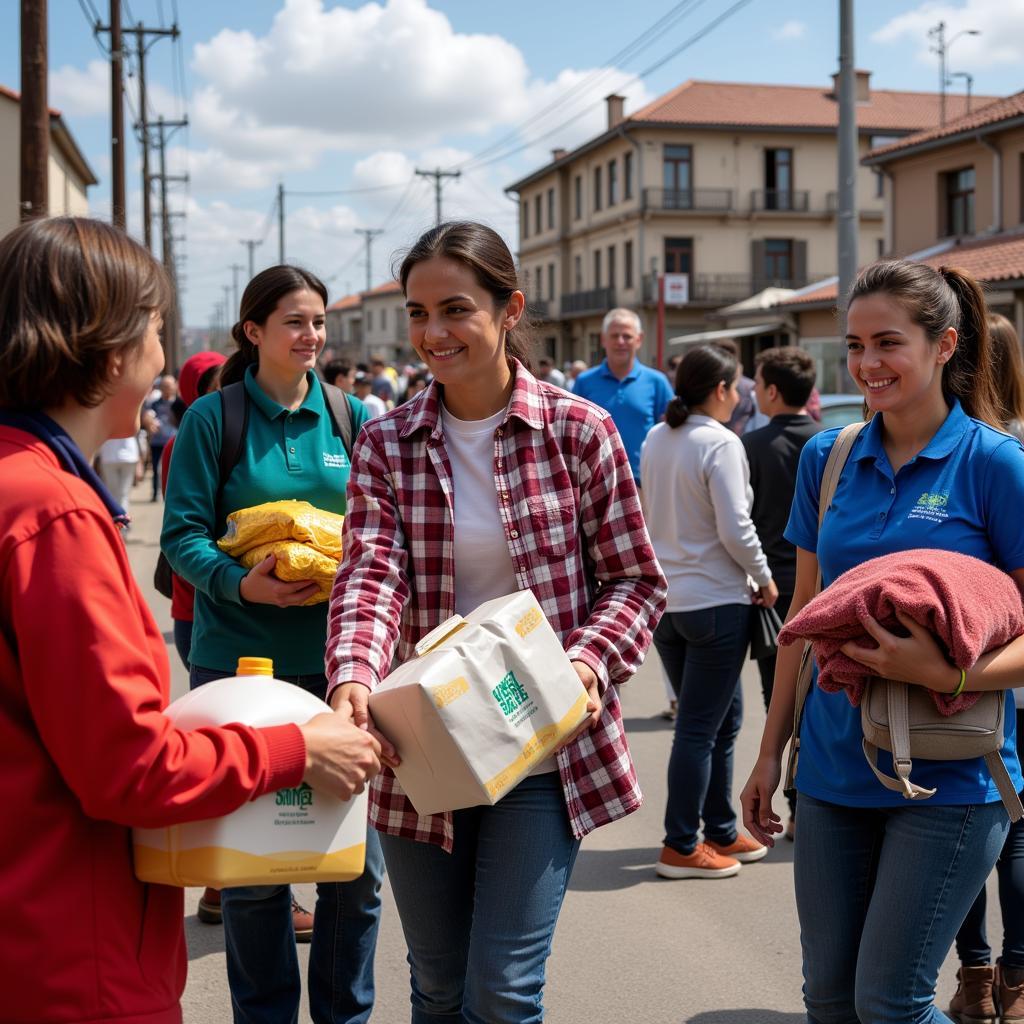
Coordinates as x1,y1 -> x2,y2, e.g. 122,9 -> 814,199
664,273 -> 690,306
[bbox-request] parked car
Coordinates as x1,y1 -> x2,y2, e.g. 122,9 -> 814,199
818,394 -> 864,430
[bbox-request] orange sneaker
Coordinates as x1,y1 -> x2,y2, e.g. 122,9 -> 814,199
706,834 -> 768,863
656,842 -> 741,879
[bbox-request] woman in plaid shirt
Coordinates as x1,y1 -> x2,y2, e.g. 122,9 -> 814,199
326,222 -> 666,1023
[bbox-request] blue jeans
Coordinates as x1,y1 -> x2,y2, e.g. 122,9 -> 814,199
379,772 -> 581,1024
190,664 -> 384,1024
655,604 -> 751,855
795,794 -> 1009,1023
172,618 -> 193,669
955,710 -> 1024,969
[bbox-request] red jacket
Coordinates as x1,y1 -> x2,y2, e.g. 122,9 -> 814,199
0,426 -> 306,1024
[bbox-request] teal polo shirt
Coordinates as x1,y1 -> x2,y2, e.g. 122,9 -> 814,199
573,359 -> 672,480
785,399 -> 1024,807
162,368 -> 369,675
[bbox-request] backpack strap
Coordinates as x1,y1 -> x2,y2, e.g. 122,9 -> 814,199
218,382 -> 250,490
860,682 -> 937,801
984,752 -> 1024,822
784,421 -> 866,790
321,382 -> 355,461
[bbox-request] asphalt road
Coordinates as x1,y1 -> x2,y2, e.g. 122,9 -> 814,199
124,483 -> 988,1023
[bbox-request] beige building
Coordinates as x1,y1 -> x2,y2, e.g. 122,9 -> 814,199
325,292 -> 363,362
0,85 -> 97,237
507,74 -> 987,367
360,281 -> 409,364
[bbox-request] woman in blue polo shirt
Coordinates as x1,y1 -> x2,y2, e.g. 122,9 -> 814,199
162,266 -> 383,1024
741,259 -> 1024,1023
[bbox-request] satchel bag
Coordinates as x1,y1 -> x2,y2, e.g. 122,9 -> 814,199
784,422 -> 1024,822
153,550 -> 174,599
749,604 -> 784,661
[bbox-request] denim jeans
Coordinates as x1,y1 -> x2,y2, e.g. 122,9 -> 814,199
955,709 -> 1024,969
190,664 -> 384,1024
379,772 -> 581,1024
795,793 -> 1009,1023
172,618 -> 193,669
755,593 -> 797,817
655,604 -> 751,855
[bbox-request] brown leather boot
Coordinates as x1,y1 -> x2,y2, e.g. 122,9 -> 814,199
998,962 -> 1024,1023
291,896 -> 314,944
949,964 -> 997,1024
196,887 -> 222,925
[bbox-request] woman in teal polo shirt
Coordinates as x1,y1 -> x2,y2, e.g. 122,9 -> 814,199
162,266 -> 383,1024
741,259 -> 1024,1023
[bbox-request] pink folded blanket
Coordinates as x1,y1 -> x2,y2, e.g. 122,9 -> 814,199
777,549 -> 1024,715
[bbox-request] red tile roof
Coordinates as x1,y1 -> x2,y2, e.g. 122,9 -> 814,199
628,79 -> 995,132
361,280 -> 402,298
867,91 -> 1024,161
779,232 -> 1024,308
327,293 -> 361,312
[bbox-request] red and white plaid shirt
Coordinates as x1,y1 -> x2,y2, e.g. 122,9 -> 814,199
326,362 -> 667,851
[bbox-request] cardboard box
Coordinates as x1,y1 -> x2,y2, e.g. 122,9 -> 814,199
368,590 -> 590,815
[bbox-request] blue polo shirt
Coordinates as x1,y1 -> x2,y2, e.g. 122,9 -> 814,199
573,359 -> 672,480
785,399 -> 1024,807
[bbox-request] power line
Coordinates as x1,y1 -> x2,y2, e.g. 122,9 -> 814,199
285,182 -> 410,198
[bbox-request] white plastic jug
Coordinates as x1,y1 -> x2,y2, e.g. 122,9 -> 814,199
134,657 -> 367,887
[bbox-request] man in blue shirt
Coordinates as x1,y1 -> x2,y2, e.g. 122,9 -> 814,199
573,308 -> 673,482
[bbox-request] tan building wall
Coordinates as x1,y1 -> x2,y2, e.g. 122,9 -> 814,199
361,288 -> 410,363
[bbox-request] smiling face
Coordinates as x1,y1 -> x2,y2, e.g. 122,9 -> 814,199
405,256 -> 523,412
245,288 -> 326,384
846,292 -> 956,417
602,317 -> 644,376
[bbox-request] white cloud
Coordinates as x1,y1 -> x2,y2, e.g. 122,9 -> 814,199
50,60 -> 108,117
773,19 -> 807,41
873,0 -> 1024,68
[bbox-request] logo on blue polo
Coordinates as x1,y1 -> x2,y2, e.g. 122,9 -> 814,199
907,491 -> 950,523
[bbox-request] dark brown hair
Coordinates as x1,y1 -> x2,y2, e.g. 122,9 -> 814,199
987,313 -> 1024,429
666,343 -> 738,428
221,265 -> 329,387
397,221 -> 535,371
0,216 -> 170,410
755,345 -> 817,408
847,259 -> 1001,427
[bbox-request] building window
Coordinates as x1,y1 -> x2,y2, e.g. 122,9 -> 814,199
763,239 -> 793,282
381,307 -> 387,331
624,151 -> 634,200
663,144 -> 692,208
607,245 -> 616,288
534,194 -> 542,235
874,169 -> 884,199
624,240 -> 634,288
535,266 -> 542,299
521,200 -> 529,239
945,167 -> 975,236
608,159 -> 618,206
366,309 -> 373,331
664,237 -> 693,275
547,188 -> 555,230
764,148 -> 793,209
574,175 -> 582,220
593,249 -> 602,288
877,238 -> 885,258
547,262 -> 555,302
594,166 -> 603,211
574,254 -> 582,290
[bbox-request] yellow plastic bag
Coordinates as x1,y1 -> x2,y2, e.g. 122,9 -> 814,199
218,500 -> 344,560
239,541 -> 339,606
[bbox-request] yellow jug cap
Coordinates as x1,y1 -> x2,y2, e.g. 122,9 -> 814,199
236,657 -> 274,677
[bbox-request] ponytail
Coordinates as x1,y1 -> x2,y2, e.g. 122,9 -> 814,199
220,322 -> 258,388
666,344 -> 738,429
665,396 -> 690,428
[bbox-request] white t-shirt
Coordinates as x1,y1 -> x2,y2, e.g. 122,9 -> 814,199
99,436 -> 141,463
360,393 -> 388,419
441,403 -> 556,774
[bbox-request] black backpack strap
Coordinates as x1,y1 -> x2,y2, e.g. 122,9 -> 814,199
321,382 -> 354,461
218,382 -> 250,494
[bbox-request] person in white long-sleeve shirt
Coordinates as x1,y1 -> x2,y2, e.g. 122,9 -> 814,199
641,342 -> 778,881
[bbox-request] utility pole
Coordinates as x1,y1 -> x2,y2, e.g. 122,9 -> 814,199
278,182 -> 285,264
153,115 -> 189,370
415,167 -> 461,225
109,0 -> 125,228
929,20 -> 980,127
837,0 -> 858,335
230,263 -> 245,317
240,238 -> 261,279
355,228 -> 383,294
123,21 -> 179,250
19,0 -> 48,221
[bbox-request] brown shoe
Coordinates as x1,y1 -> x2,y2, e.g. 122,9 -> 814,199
196,887 -> 222,925
292,897 -> 314,943
656,842 -> 740,879
998,962 -> 1024,1023
706,834 -> 768,863
949,964 -> 997,1024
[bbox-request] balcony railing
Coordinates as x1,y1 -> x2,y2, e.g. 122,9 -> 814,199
642,188 -> 735,213
642,272 -> 822,306
560,286 -> 617,318
527,299 -> 551,321
750,189 -> 810,213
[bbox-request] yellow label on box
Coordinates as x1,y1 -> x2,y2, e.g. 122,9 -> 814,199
515,607 -> 542,639
432,676 -> 470,708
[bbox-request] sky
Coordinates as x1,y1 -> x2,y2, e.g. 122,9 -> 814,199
2,0 -> 1024,326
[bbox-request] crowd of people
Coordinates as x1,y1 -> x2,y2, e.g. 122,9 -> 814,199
2,214 -> 1024,1024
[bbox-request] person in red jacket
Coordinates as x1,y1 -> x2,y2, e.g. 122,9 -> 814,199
0,216 -> 381,1024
